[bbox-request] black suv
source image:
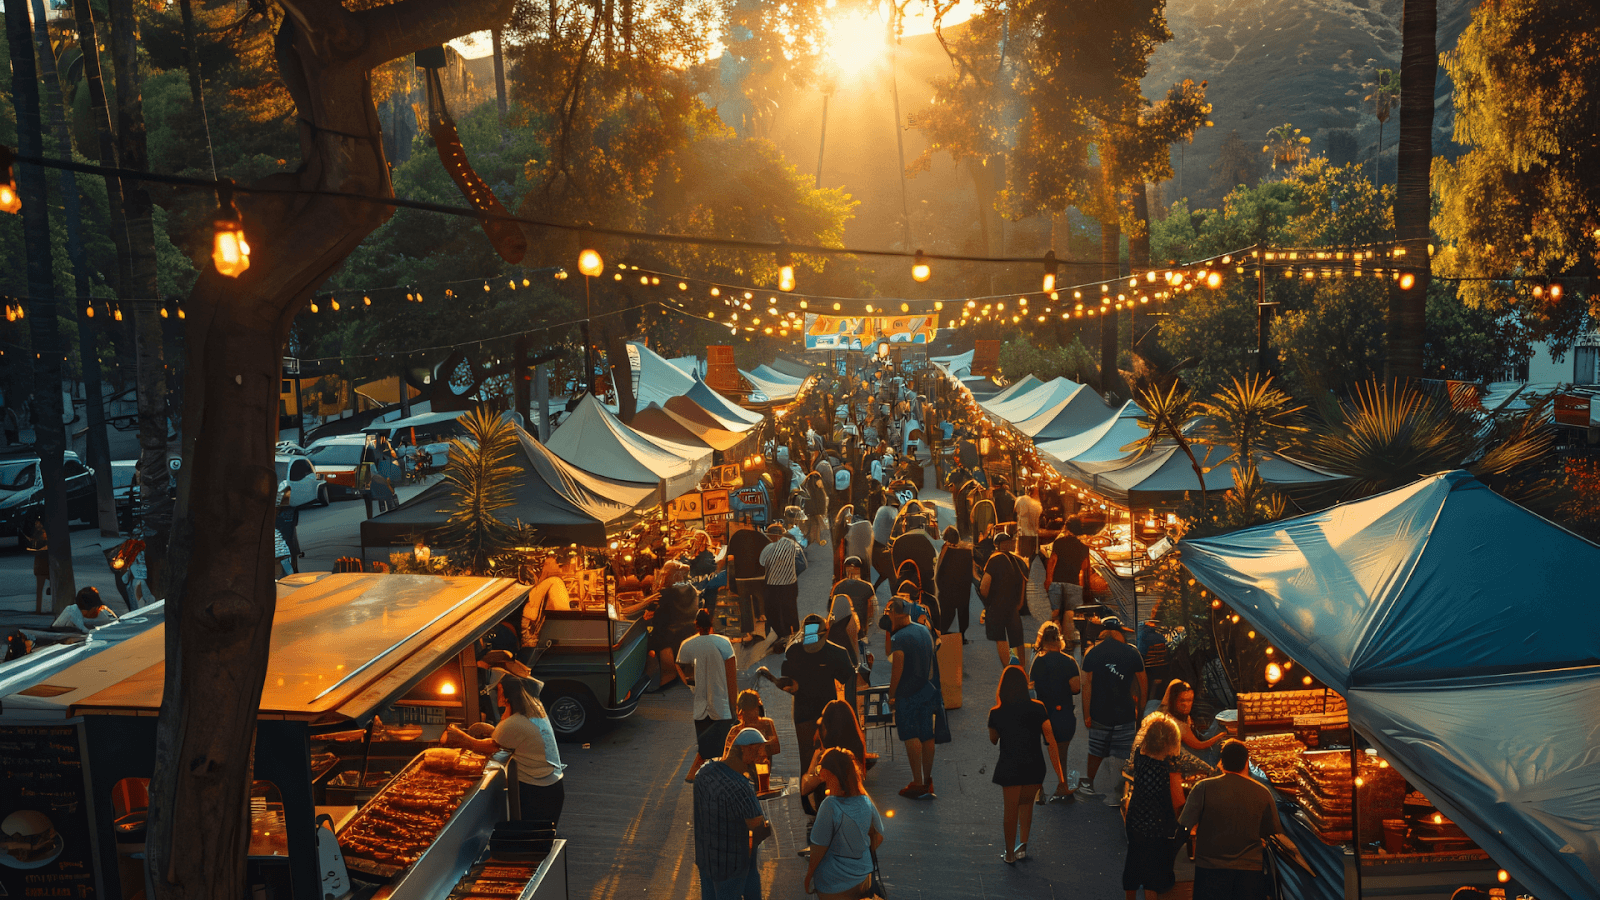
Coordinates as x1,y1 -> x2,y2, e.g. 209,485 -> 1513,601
0,453 -> 97,547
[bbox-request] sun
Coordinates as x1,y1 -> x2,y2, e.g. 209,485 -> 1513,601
826,13 -> 887,78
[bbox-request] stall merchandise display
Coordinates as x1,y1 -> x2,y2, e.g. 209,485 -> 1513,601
1244,732 -> 1305,792
1235,689 -> 1346,728
1294,749 -> 1404,843
338,748 -> 490,876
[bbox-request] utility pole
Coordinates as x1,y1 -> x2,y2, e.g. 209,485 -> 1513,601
1256,248 -> 1277,377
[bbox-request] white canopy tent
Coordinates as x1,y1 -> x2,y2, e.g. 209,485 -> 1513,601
547,393 -> 710,499
1037,400 -> 1147,469
982,376 -> 1081,424
626,341 -> 699,410
1181,472 -> 1600,900
1011,383 -> 1118,441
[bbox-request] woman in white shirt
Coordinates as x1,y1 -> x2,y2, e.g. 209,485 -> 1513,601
445,676 -> 567,826
52,587 -> 118,632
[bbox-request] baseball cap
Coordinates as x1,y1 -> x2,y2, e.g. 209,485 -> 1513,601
801,615 -> 826,652
765,523 -> 785,536
731,727 -> 769,747
1099,615 -> 1133,632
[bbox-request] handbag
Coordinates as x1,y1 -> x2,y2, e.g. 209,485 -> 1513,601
869,846 -> 887,898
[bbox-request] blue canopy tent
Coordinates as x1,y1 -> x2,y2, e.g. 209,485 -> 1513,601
982,376 -> 1080,424
687,375 -> 765,429
1011,383 -> 1119,441
1180,471 -> 1600,900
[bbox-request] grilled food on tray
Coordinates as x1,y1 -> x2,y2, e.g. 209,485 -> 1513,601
338,749 -> 488,872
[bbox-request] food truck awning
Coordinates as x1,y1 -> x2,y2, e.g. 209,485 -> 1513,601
5,575 -> 530,727
1180,471 -> 1600,900
361,425 -> 656,547
548,393 -> 710,498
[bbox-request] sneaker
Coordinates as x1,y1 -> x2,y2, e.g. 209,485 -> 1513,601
898,781 -> 928,798
1074,778 -> 1099,797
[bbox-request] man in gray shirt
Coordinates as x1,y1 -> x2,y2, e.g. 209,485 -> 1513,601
1179,739 -> 1284,900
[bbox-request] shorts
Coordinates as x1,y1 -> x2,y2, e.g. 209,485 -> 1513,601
1049,581 -> 1083,611
894,683 -> 940,742
1047,712 -> 1077,746
1087,720 -> 1138,759
984,609 -> 1023,645
695,717 -> 736,760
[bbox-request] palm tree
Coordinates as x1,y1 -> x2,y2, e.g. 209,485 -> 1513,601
1362,67 -> 1399,182
1196,373 -> 1308,467
1128,381 -> 1211,518
437,407 -> 532,575
1310,380 -> 1557,505
1261,123 -> 1311,172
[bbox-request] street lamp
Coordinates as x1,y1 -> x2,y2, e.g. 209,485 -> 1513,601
577,247 -> 604,395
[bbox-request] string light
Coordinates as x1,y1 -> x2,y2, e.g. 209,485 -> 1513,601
0,147 -> 19,214
778,251 -> 796,292
911,250 -> 931,283
578,248 -> 604,277
211,182 -> 250,278
1041,250 -> 1058,293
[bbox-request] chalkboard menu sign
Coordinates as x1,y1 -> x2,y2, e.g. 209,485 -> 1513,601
0,724 -> 97,898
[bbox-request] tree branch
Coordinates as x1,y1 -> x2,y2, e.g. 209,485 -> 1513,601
351,0 -> 515,71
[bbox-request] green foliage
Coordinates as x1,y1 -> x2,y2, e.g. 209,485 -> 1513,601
1195,374 -> 1307,464
1308,380 -> 1557,507
996,334 -> 1097,385
1434,0 -> 1600,351
437,407 -> 536,575
1262,123 -> 1312,172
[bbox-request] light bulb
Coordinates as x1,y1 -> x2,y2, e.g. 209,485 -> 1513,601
1399,272 -> 1416,290
1265,662 -> 1283,685
578,248 -> 604,277
911,250 -> 931,283
1206,271 -> 1222,289
0,183 -> 18,215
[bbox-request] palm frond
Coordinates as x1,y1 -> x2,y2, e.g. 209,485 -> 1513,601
436,407 -> 532,575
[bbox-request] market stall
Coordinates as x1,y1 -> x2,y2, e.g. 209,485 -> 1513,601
686,375 -> 766,430
981,376 -> 1077,422
1036,400 -> 1147,469
1181,471 -> 1600,900
360,425 -> 658,554
1009,383 -> 1119,442
625,341 -> 699,411
547,393 -> 711,499
0,573 -> 568,900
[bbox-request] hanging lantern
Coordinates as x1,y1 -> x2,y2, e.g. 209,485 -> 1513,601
778,251 -> 796,292
1265,662 -> 1283,685
211,183 -> 250,278
911,250 -> 931,283
0,147 -> 19,215
1041,250 -> 1058,293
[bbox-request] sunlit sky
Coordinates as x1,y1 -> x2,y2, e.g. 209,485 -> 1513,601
448,0 -> 978,61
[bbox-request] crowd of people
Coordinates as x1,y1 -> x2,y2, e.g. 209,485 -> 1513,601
661,361 -> 1286,900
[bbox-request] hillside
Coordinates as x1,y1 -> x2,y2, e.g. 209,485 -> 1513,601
1144,0 -> 1478,206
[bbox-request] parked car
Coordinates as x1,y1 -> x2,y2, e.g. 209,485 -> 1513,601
306,434 -> 373,499
0,452 -> 97,547
111,457 -> 182,534
275,454 -> 328,508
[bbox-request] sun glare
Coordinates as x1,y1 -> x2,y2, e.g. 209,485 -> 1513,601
826,14 -> 887,77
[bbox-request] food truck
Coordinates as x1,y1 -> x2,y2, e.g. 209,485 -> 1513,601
0,573 -> 570,900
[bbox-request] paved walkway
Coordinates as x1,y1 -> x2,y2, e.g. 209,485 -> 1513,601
560,477 -> 1196,899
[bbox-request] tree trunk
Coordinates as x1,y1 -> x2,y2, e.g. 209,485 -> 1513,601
1127,185 -> 1152,360
72,0 -> 135,297
110,0 -> 176,595
32,0 -> 119,537
7,0 -> 77,610
1099,216 -> 1121,395
1385,0 -> 1434,382
492,28 -> 508,116
144,4 -> 514,900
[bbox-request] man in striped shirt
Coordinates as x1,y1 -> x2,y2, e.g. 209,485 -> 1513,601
759,523 -> 803,648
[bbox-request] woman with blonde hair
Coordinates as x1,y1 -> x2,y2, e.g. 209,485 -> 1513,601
803,748 -> 885,900
1121,712 -> 1186,899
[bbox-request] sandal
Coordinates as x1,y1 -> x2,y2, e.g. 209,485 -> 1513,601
1015,842 -> 1028,860
1002,851 -> 1016,865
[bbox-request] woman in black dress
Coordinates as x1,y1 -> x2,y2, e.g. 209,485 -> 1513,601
934,526 -> 974,640
987,665 -> 1066,864
1121,713 -> 1186,899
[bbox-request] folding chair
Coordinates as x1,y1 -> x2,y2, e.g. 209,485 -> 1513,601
858,686 -> 897,761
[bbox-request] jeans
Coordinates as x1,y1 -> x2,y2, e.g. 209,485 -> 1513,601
699,852 -> 762,900
735,578 -> 765,634
765,582 -> 800,638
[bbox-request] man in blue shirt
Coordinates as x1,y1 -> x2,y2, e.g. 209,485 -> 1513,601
887,597 -> 940,800
694,728 -> 774,900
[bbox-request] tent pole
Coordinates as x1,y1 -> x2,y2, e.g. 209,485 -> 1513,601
1349,734 -> 1365,899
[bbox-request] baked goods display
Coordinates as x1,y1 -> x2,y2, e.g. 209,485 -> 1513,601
1294,749 -> 1404,843
338,747 -> 489,876
1237,689 -> 1346,724
1244,732 -> 1306,792
448,862 -> 540,900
